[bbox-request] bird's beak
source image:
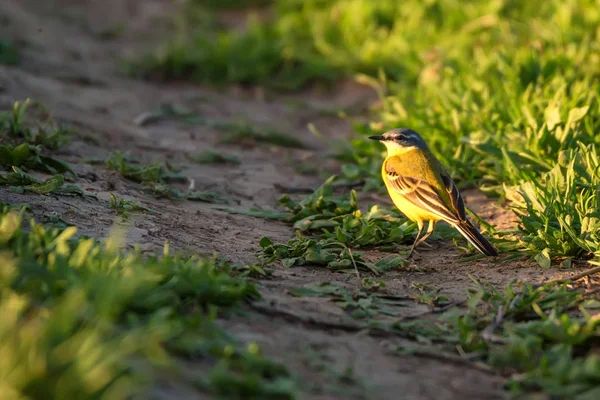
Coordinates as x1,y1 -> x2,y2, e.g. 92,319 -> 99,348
368,135 -> 384,141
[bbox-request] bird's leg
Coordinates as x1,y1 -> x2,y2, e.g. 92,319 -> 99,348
413,220 -> 436,250
406,221 -> 424,258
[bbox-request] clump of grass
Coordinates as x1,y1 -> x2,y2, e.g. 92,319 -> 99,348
0,99 -> 83,200
1,99 -> 73,150
0,167 -> 66,194
109,193 -> 157,216
224,175 -> 422,248
0,100 -> 88,197
0,100 -> 76,179
127,13 -> 331,90
510,144 -> 600,265
0,210 -> 297,398
213,120 -> 306,149
0,143 -> 75,177
358,71 -> 599,192
410,283 -> 449,308
226,175 -> 483,272
232,263 -> 271,278
259,234 -> 405,276
106,154 -> 229,203
391,275 -> 600,397
105,152 -> 177,184
287,281 -> 407,319
188,149 -> 241,165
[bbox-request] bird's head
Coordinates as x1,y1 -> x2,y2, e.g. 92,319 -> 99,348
369,128 -> 428,155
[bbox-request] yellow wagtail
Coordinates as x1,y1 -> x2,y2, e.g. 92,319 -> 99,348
369,128 -> 497,257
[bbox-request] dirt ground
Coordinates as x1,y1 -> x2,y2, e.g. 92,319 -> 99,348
0,1 -> 580,399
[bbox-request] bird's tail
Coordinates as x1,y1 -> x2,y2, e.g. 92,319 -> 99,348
454,220 -> 498,256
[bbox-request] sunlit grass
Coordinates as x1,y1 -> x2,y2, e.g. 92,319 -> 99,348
0,210 -> 296,399
140,0 -> 600,263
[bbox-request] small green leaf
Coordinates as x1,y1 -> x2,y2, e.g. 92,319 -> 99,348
582,299 -> 600,309
282,258 -> 299,268
187,191 -> 228,203
259,236 -> 273,248
6,167 -> 39,185
24,175 -> 65,193
0,145 -> 14,166
11,143 -> 32,166
0,212 -> 20,243
374,254 -> 405,271
566,106 -> 589,126
39,155 -> 77,177
59,184 -> 92,197
534,249 -> 552,269
544,104 -> 561,130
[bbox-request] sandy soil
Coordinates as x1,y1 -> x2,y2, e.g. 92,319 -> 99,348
0,1 -> 582,399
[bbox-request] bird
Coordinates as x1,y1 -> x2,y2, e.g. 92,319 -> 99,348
369,128 -> 497,258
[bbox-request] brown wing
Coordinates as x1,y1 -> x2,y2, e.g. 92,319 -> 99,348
440,172 -> 467,223
384,164 -> 460,224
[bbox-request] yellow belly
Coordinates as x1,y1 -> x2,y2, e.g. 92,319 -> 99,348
384,182 -> 443,224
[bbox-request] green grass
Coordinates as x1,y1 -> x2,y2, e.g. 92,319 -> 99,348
259,234 -> 405,276
0,210 -> 297,399
287,268 -> 600,397
1,100 -> 75,177
188,149 -> 241,165
2,205 -> 596,397
224,174 -> 490,263
141,0 -> 600,264
213,120 -> 306,149
105,152 -> 228,203
0,143 -> 75,177
108,3 -> 600,395
105,152 -> 180,184
392,276 -> 600,398
287,281 -> 408,319
0,101 -> 294,398
0,100 -> 93,197
511,144 -> 600,261
133,1 -> 599,93
1,99 -> 73,150
109,193 -> 157,216
225,176 -> 421,245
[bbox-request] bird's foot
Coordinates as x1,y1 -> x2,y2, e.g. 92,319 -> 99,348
402,248 -> 420,261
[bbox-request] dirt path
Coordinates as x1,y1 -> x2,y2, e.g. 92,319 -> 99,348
0,1 -> 574,399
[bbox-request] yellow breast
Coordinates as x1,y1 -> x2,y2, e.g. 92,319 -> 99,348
381,149 -> 446,224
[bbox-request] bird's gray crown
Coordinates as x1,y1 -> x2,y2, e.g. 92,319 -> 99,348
382,128 -> 428,149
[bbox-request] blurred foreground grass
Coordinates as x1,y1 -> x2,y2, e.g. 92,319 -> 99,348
0,210 -> 295,399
